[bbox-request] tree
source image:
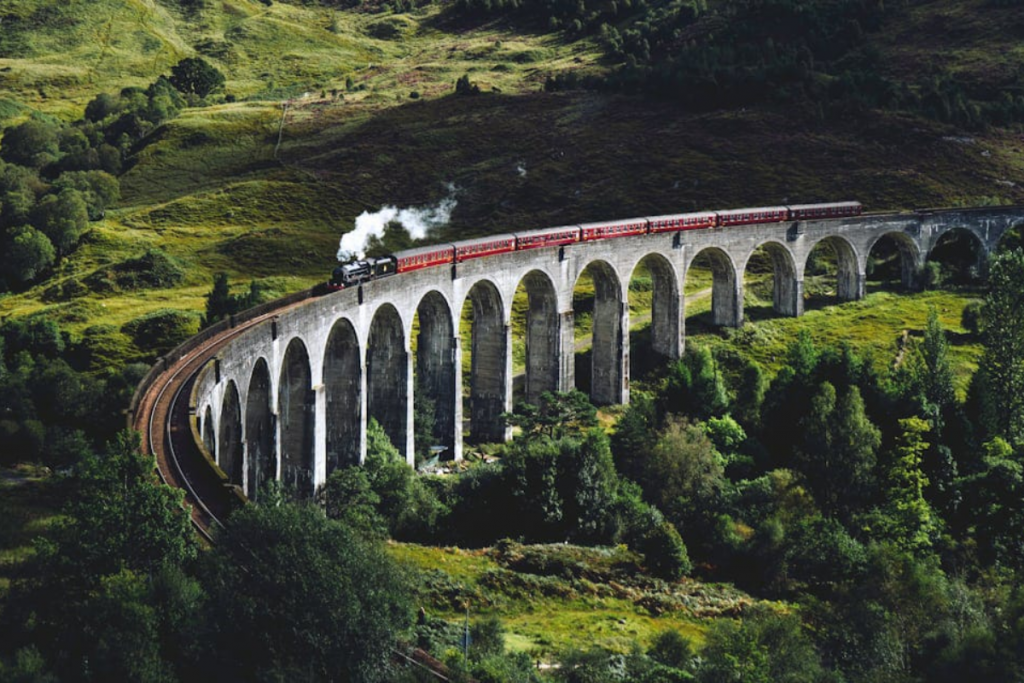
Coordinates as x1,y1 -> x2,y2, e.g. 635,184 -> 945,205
697,607 -> 827,683
869,417 -> 939,553
641,415 -> 724,513
663,345 -> 729,420
3,431 -> 197,678
30,188 -> 88,256
559,429 -> 619,542
505,390 -> 598,440
3,225 -> 55,286
0,119 -> 60,168
976,249 -> 1024,446
921,309 -> 958,413
53,170 -> 120,219
202,271 -> 233,327
318,465 -> 386,538
169,57 -> 226,98
201,502 -> 412,683
796,382 -> 880,520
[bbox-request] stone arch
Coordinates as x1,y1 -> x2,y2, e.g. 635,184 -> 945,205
516,270 -> 560,404
927,226 -> 987,282
742,241 -> 800,317
575,260 -> 626,405
279,338 -> 315,499
218,381 -> 243,487
367,304 -> 409,457
202,405 -> 215,456
631,253 -> 681,359
245,358 -> 275,501
866,232 -> 921,290
415,291 -> 457,455
462,279 -> 509,442
324,318 -> 361,474
687,247 -> 742,327
805,235 -> 861,302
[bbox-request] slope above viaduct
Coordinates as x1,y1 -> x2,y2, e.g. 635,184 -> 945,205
174,206 -> 1022,502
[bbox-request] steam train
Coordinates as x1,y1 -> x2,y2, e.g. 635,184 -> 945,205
328,201 -> 862,290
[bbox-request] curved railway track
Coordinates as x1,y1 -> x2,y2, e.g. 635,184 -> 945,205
131,303 -> 305,539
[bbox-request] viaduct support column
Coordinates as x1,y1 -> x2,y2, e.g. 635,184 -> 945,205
405,345 -> 415,466
313,383 -> 326,490
452,336 -> 463,461
837,269 -> 866,301
776,275 -> 803,317
357,359 -> 368,465
713,279 -> 744,327
558,310 -> 575,393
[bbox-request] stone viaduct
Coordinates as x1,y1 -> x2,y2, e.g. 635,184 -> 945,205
189,207 -> 1023,500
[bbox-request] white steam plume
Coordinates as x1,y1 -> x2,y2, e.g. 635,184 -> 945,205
337,184 -> 458,261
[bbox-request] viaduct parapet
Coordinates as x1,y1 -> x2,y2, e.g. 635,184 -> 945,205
186,207 -> 1023,500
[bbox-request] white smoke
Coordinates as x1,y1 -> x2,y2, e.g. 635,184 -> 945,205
337,184 -> 458,261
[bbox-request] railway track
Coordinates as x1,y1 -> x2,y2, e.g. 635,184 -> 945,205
131,302 -> 307,539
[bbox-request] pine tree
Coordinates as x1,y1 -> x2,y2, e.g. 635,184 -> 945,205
977,249 -> 1024,447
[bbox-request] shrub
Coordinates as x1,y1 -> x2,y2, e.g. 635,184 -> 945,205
121,309 -> 200,355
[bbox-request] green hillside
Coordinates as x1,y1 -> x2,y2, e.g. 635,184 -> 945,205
1,0 -> 1023,352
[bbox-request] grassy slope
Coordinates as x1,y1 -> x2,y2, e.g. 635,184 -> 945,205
389,542 -> 776,656
0,0 -> 1013,656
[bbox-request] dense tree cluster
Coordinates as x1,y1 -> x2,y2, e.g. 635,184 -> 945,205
0,317 -> 146,468
0,57 -> 226,291
1,433 -> 412,683
323,249 -> 1024,681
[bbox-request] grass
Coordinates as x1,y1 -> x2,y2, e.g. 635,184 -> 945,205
0,467 -> 61,597
388,541 -> 772,657
688,284 -> 984,397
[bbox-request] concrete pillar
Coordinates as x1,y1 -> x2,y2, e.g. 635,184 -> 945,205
469,297 -> 508,442
405,345 -> 415,465
650,260 -> 682,359
591,275 -> 625,405
451,336 -> 463,461
525,277 -> 559,404
619,301 -> 630,405
713,278 -> 744,327
313,383 -> 326,490
775,273 -> 802,317
792,279 -> 805,317
559,310 -> 575,392
503,323 -> 514,441
358,359 -> 368,465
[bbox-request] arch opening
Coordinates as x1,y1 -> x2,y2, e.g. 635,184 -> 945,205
866,232 -> 920,292
218,382 -> 243,488
460,280 -> 509,443
511,271 -> 560,406
367,304 -> 409,457
628,255 -> 680,380
245,358 -> 275,501
414,292 -> 456,462
573,261 -> 625,406
279,338 -> 314,499
926,227 -> 986,287
324,318 -> 361,474
742,242 -> 799,321
804,236 -> 860,308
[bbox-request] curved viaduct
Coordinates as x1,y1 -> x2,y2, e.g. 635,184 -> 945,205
169,207 -> 1022,501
